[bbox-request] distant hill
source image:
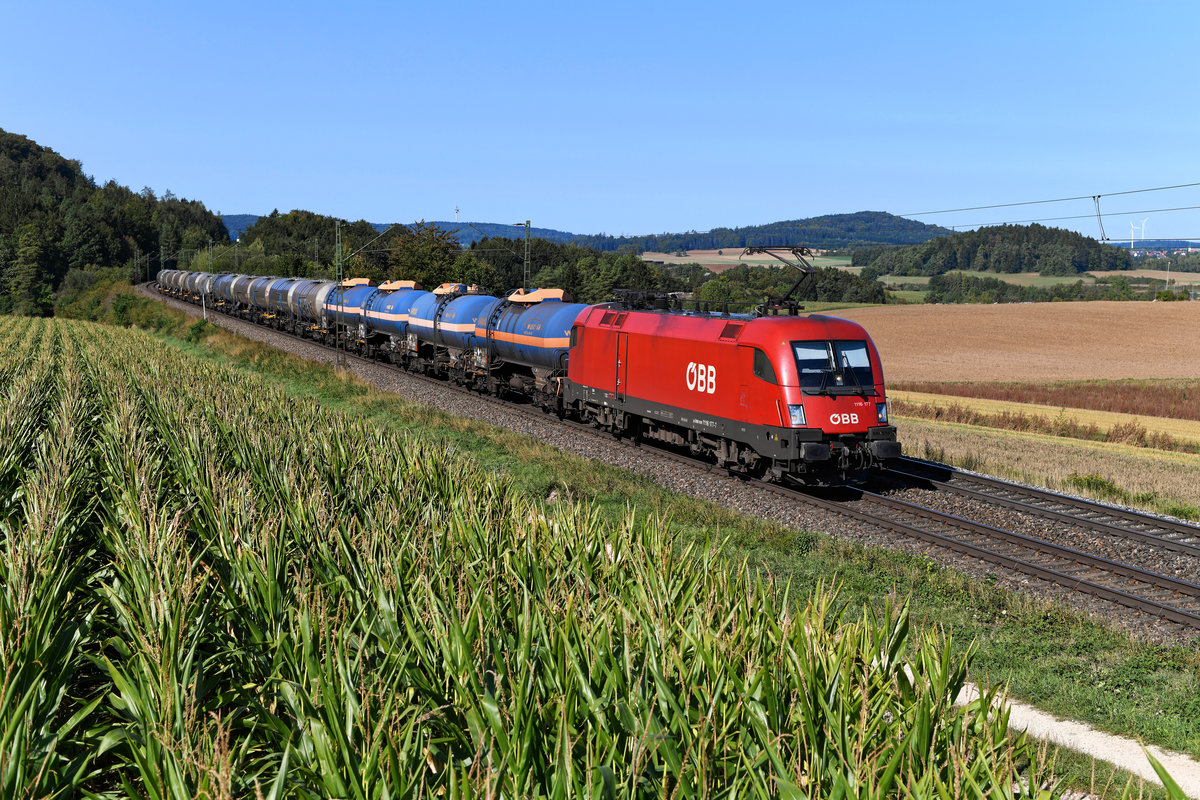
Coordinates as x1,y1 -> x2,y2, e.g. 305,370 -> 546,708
1111,239 -> 1200,250
853,223 -> 1131,276
224,215 -> 579,245
223,214 -> 260,240
224,211 -> 948,252
571,212 -> 954,252
428,221 -> 580,245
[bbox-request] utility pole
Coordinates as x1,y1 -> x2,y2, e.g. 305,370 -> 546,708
514,219 -> 531,292
335,220 -> 346,368
523,220 -> 531,292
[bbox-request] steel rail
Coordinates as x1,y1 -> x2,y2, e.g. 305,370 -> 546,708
791,485 -> 1200,628
887,458 -> 1200,557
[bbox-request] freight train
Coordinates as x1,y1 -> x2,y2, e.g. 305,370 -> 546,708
156,258 -> 900,483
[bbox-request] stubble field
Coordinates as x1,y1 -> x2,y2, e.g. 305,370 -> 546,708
836,301 -> 1200,382
831,301 -> 1200,518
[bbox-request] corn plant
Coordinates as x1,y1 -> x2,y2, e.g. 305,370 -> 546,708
0,323 -> 102,797
0,317 -> 1145,798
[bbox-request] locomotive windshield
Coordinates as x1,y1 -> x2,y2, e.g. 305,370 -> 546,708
792,340 -> 876,395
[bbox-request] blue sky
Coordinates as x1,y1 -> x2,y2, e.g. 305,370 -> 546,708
4,0 -> 1198,240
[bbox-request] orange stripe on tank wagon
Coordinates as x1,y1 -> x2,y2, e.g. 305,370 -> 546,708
366,311 -> 411,321
402,318 -> 476,333
474,328 -> 570,348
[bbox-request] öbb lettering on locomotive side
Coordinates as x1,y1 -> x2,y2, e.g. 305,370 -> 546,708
155,264 -> 900,484
686,362 -> 716,394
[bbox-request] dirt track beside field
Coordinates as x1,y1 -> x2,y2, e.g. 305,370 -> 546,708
835,302 -> 1200,382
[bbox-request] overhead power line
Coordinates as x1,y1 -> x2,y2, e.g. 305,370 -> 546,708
960,203 -> 1200,230
902,181 -> 1200,217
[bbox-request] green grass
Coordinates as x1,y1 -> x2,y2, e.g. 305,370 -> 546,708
799,300 -> 888,312
164,315 -> 1200,769
881,275 -> 932,287
886,289 -> 928,304
882,270 -> 1098,289
810,255 -> 853,268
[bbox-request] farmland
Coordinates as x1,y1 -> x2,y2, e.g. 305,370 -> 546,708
641,249 -> 851,272
836,301 -> 1200,382
890,390 -> 1200,451
879,270 -> 1102,290
832,301 -> 1200,519
1091,268 -> 1200,288
901,416 -> 1200,513
891,379 -> 1200,421
0,315 -> 1075,798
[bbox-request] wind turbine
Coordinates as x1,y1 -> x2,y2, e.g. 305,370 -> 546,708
1129,218 -> 1149,251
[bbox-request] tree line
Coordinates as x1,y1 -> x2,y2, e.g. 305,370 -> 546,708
0,129 -> 228,315
924,272 -> 1189,303
209,214 -> 886,306
852,223 -> 1131,276
1131,250 -> 1200,273
3,129 -> 893,315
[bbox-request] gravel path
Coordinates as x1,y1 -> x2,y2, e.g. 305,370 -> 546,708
957,683 -> 1200,798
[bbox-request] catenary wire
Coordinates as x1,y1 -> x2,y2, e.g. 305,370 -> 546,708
902,181 -> 1200,217
958,204 -> 1200,230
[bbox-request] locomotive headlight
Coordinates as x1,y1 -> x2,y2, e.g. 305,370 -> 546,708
788,404 -> 806,426
877,402 -> 888,424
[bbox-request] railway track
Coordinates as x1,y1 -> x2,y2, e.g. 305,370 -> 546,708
886,457 -> 1200,558
147,285 -> 1200,633
646,440 -> 1200,632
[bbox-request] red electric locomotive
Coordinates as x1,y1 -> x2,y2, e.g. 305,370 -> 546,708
562,248 -> 900,482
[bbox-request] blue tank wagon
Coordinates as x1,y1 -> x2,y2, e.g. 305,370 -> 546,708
361,280 -> 424,343
474,288 -> 590,404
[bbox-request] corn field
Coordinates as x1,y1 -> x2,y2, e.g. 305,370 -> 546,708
0,316 -> 1072,799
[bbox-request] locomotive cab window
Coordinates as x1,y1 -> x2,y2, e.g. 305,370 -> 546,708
752,348 -> 777,384
792,340 -> 874,392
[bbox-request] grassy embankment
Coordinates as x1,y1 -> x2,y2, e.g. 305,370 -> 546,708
89,290 -> 1200,795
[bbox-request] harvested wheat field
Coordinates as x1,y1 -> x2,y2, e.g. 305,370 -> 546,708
900,418 -> 1200,507
890,389 -> 1200,447
836,301 -> 1200,382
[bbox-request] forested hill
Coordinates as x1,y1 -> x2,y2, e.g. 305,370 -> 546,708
0,129 -> 228,315
223,215 -> 581,246
224,212 -> 948,252
430,221 -> 580,245
852,223 -> 1131,276
572,212 -> 953,252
